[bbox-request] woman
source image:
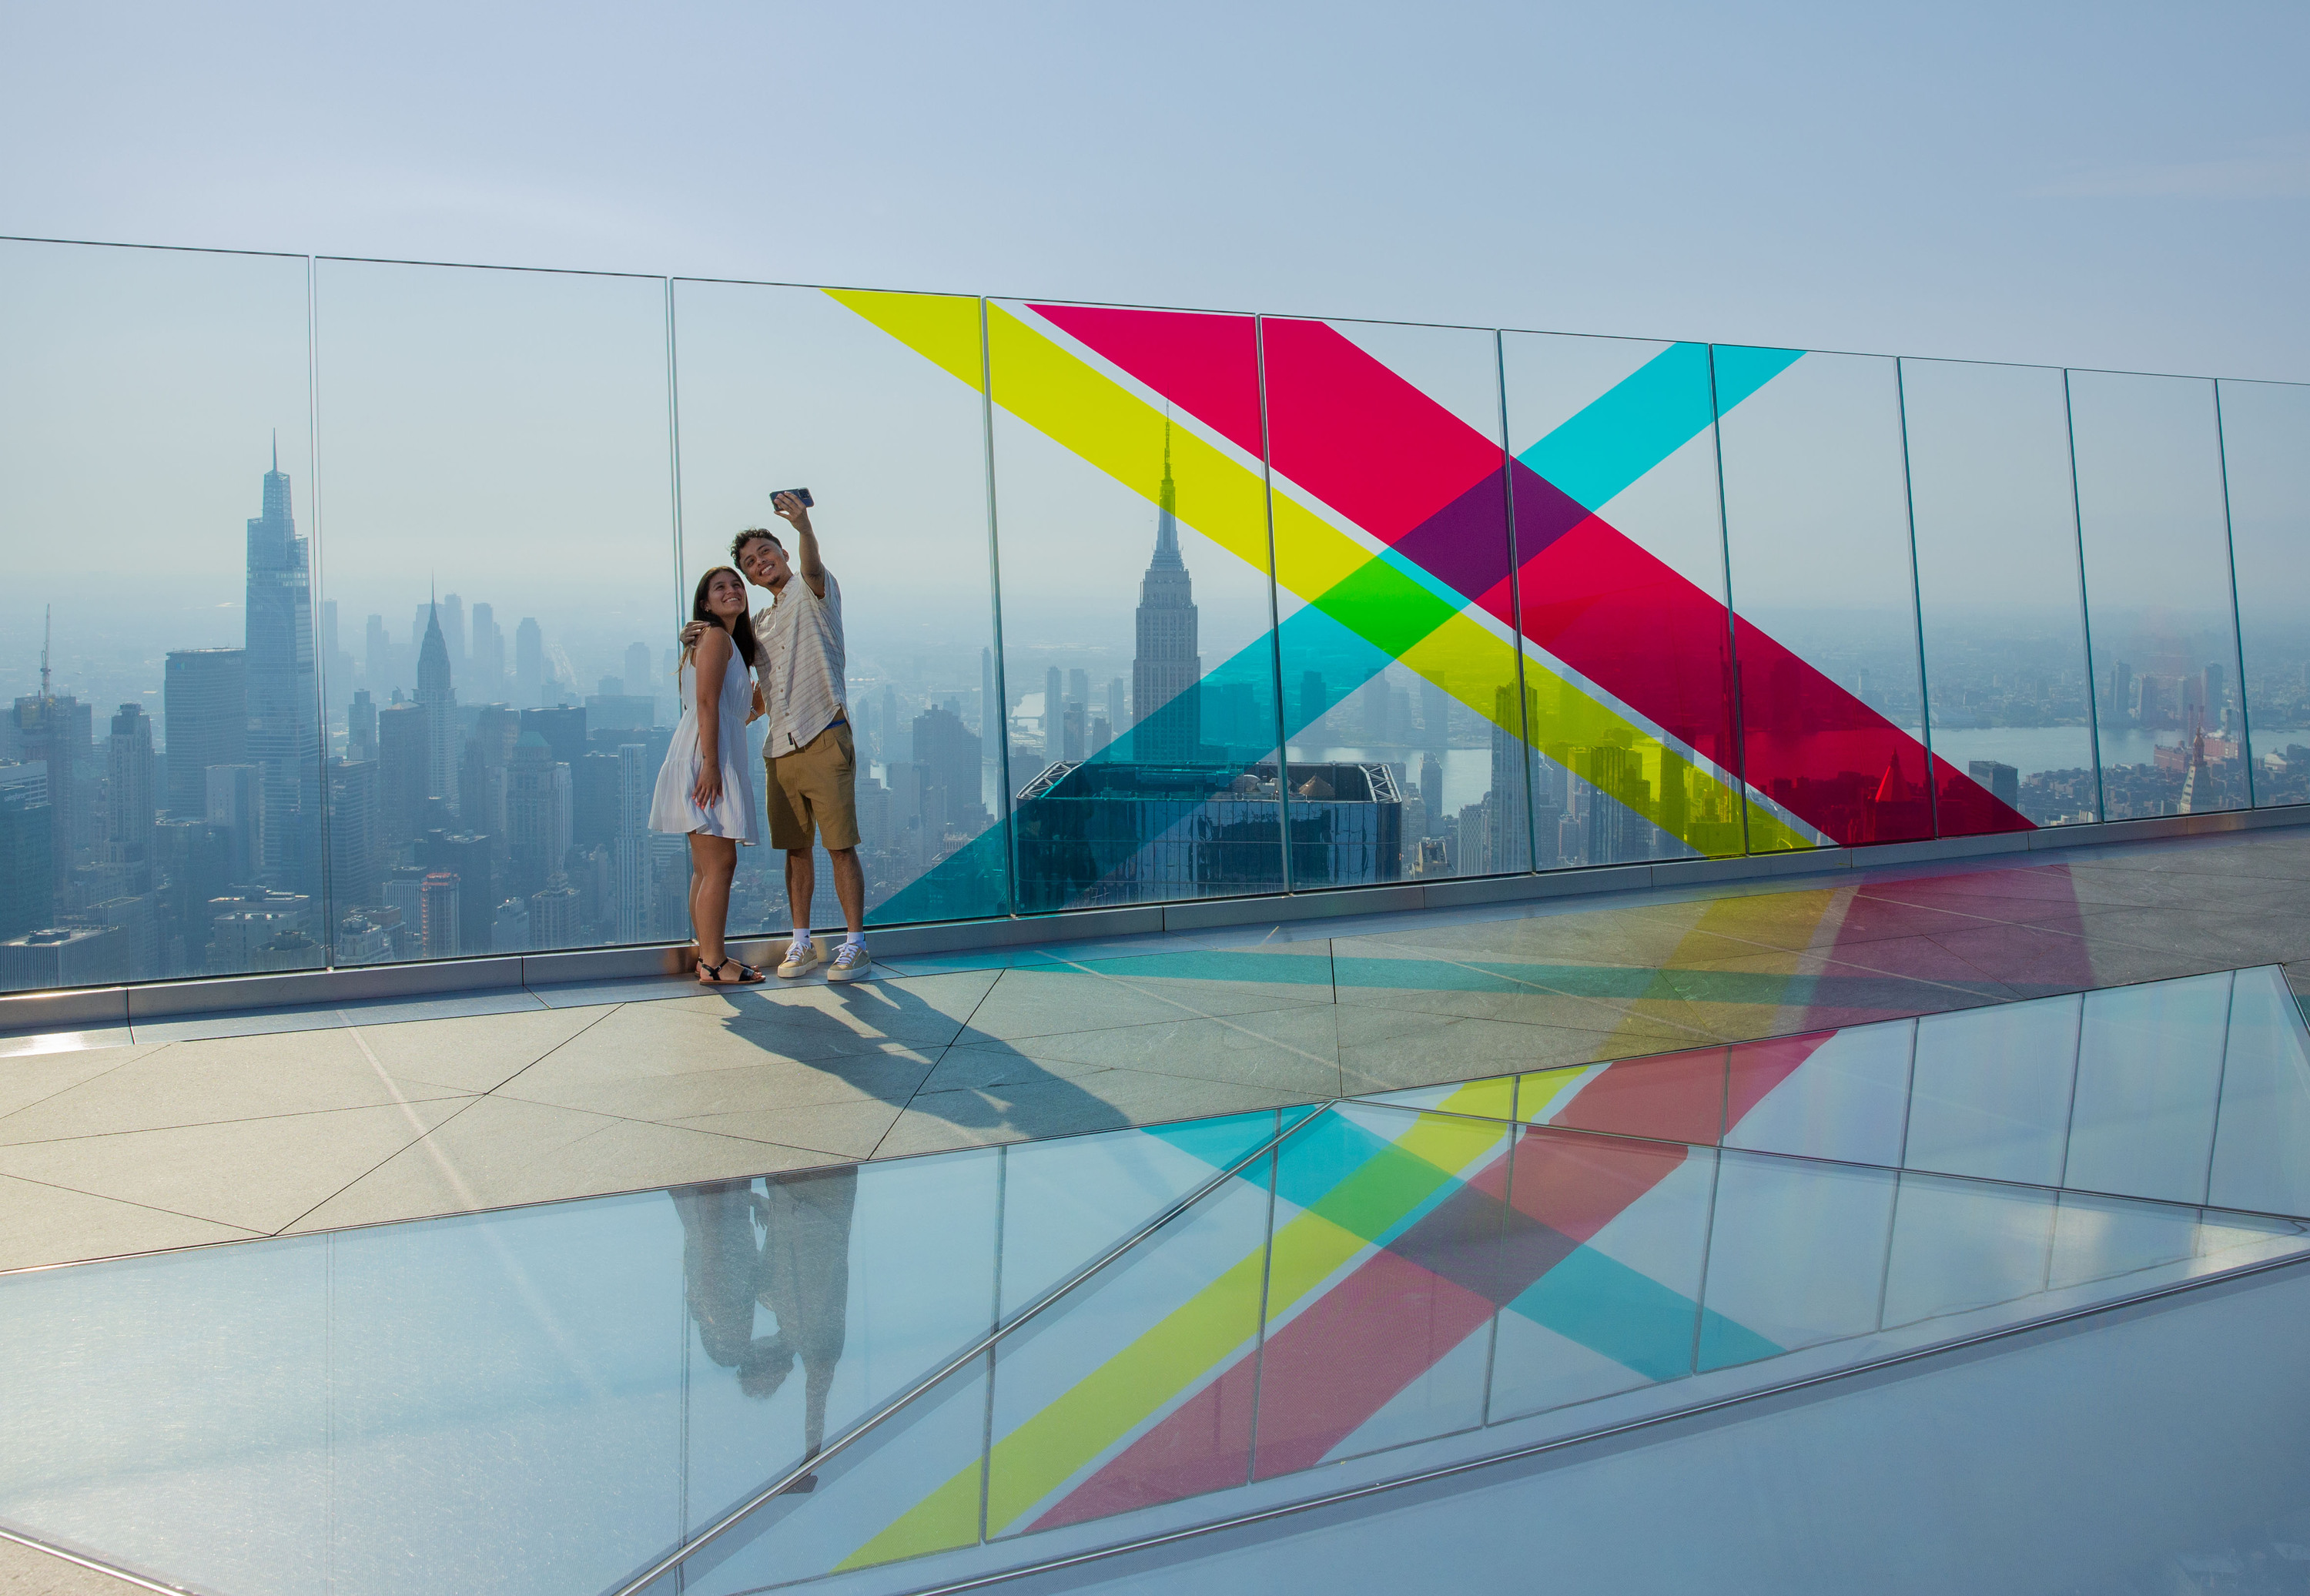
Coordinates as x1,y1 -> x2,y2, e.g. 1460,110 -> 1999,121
651,567 -> 764,984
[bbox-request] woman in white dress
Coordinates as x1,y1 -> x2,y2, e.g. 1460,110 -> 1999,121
651,567 -> 765,984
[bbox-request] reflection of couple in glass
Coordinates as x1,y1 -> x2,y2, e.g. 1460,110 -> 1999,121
648,490 -> 870,985
672,1169 -> 858,1489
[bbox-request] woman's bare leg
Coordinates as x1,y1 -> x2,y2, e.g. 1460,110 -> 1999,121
688,834 -> 738,972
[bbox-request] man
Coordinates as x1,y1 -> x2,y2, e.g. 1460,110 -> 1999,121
685,491 -> 869,980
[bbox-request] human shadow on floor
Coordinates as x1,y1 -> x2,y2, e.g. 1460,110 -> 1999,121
696,975 -> 1133,1146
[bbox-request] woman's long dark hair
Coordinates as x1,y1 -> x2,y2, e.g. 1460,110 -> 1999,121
688,567 -> 759,668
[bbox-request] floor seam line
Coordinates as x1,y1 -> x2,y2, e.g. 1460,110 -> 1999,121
0,1168 -> 270,1239
482,1002 -> 630,1101
268,1092 -> 494,1236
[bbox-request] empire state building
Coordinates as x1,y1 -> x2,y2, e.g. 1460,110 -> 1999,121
1131,422 -> 1200,762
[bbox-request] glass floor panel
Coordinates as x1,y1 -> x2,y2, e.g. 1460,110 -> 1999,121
2,967 -> 2307,1596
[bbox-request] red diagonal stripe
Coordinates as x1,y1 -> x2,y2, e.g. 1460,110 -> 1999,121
1031,304 -> 2030,845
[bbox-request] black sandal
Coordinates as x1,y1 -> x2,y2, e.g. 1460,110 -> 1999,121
696,958 -> 765,985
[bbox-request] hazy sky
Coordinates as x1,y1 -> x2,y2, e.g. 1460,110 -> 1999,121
5,0 -> 2306,380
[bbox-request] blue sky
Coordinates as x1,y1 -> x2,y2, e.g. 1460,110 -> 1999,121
4,0 -> 2306,379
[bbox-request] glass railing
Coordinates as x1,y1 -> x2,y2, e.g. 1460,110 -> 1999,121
4,965 -> 2307,1595
4,236 -> 2305,995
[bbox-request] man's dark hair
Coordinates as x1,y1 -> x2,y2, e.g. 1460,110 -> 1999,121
732,527 -> 782,563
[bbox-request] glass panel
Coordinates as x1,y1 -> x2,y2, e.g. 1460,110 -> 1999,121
674,1357 -> 989,1595
1901,358 -> 2097,831
1880,1169 -> 2058,1327
676,1152 -> 999,1536
2215,379 -> 2310,804
2208,965 -> 2310,1216
996,1110 -> 1280,1320
1721,1022 -> 1914,1167
1260,317 -> 1528,882
1254,1103 -> 1508,1473
669,282 -> 1007,929
2064,972 -> 2231,1205
2047,1188 -> 2208,1291
1903,995 -> 2081,1186
985,1149 -> 1274,1535
1698,1149 -> 1897,1368
984,301 -> 1284,910
311,259 -> 674,962
1501,332 -> 1744,865
1,240 -> 319,991
1487,1126 -> 1714,1421
1520,1045 -> 1727,1146
1714,348 -> 1933,850
328,1197 -> 685,1591
2068,369 -> 2248,818
0,1237 -> 329,1595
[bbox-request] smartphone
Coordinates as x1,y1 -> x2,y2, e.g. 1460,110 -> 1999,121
771,488 -> 815,508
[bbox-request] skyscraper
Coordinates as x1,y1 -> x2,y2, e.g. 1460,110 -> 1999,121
347,689 -> 377,765
376,702 -> 430,852
105,704 -> 156,893
419,872 -> 460,958
1132,423 -> 1201,762
910,705 -> 983,834
11,693 -> 86,898
366,614 -> 395,694
243,443 -> 319,878
205,765 -> 265,884
505,729 -> 573,896
982,648 -> 999,744
470,603 -> 505,702
515,617 -> 544,706
163,648 -> 246,818
326,759 -> 383,912
440,594 -> 468,669
0,778 -> 53,941
614,743 -> 651,942
417,597 -> 457,803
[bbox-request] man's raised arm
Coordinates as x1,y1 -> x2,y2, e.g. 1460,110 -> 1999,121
772,492 -> 827,599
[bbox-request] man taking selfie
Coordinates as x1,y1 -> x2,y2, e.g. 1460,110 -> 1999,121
686,490 -> 869,981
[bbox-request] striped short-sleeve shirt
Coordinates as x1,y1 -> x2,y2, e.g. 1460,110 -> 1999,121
755,571 -> 846,758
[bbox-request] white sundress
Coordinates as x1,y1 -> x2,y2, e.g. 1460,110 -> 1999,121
649,646 -> 759,842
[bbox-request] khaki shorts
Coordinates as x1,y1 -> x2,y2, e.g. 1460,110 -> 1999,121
766,722 -> 859,851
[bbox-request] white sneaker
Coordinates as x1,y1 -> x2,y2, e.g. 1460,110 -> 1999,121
777,940 -> 825,979
827,942 -> 872,982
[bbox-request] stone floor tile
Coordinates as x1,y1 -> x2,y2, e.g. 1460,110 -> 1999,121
912,1047 -> 1114,1096
0,1098 -> 470,1234
1335,1011 -> 1629,1096
497,1046 -> 938,1120
343,1004 -> 621,1093
942,1007 -> 1340,1097
0,1046 -> 156,1119
529,974 -> 708,1009
1357,905 -> 1769,969
1921,922 -> 2218,995
0,1527 -> 161,1593
0,1026 -> 134,1060
126,986 -> 546,1046
282,1096 -> 829,1232
873,1068 -> 1304,1159
956,965 -> 1318,1046
0,1032 -> 474,1146
1646,945 -> 2010,1035
0,1171 -> 262,1273
725,970 -> 1000,1049
666,1098 -> 906,1160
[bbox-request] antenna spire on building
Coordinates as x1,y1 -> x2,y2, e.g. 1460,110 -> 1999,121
271,429 -> 278,473
39,604 -> 52,703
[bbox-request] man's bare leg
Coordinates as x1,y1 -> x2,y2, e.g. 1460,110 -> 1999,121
784,847 -> 815,938
829,847 -> 865,939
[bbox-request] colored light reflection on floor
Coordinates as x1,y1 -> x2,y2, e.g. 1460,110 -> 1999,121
4,966 -> 2309,1596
